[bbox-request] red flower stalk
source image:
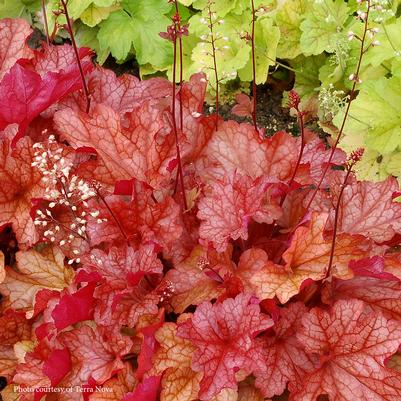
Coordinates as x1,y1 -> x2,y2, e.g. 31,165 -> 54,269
250,0 -> 258,131
160,1 -> 188,211
304,0 -> 372,213
326,148 -> 364,278
206,1 -> 220,131
60,0 -> 91,114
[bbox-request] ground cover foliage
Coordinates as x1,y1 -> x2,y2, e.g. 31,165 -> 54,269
1,1 -> 401,401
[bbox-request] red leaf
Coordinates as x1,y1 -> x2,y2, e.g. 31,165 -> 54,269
60,324 -> 132,384
42,348 -> 71,386
52,282 -> 96,330
136,314 -> 164,381
327,177 -> 401,242
0,18 -> 33,80
322,276 -> 401,320
54,102 -> 179,188
349,256 -> 399,281
231,93 -> 253,118
197,172 -> 281,252
122,375 -> 162,401
87,189 -> 182,250
253,303 -> 316,398
203,121 -> 299,181
293,299 -> 401,400
177,293 -> 273,400
0,56 -> 93,144
89,244 -> 163,287
28,44 -> 92,76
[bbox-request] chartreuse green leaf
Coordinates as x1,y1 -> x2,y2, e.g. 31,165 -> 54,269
80,3 -> 119,27
300,0 -> 350,56
0,0 -> 40,21
97,0 -> 173,66
287,54 -> 326,114
74,21 -> 110,64
353,149 -> 401,182
67,0 -> 118,19
273,0 -> 311,59
191,0 -> 248,17
187,12 -> 250,91
364,19 -> 401,67
97,10 -> 135,61
238,16 -> 280,84
334,76 -> 401,155
184,14 -> 251,88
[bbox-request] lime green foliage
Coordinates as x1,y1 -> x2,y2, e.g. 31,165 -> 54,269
335,76 -> 401,155
0,0 -> 40,21
97,0 -> 173,66
300,0 -> 350,56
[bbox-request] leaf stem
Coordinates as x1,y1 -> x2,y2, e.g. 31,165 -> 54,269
60,0 -> 91,114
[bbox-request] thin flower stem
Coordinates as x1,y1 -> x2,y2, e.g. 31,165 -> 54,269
60,0 -> 91,114
41,0 -> 50,46
287,111 -> 305,191
173,0 -> 185,133
93,186 -> 129,242
304,0 -> 371,212
172,30 -> 188,211
207,2 -> 219,131
326,165 -> 352,278
251,0 -> 258,131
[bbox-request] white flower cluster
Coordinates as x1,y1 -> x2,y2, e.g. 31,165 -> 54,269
318,84 -> 349,121
197,1 -> 236,82
355,0 -> 395,23
32,134 -> 106,264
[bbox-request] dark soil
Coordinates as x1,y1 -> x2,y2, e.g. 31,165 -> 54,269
218,84 -> 298,136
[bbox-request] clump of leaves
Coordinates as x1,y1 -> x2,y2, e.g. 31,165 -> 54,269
1,14 -> 401,401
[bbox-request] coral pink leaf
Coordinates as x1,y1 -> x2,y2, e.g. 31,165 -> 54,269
197,172 -> 281,252
60,324 -> 131,384
328,177 -> 401,242
87,191 -> 182,250
54,102 -> 178,188
42,348 -> 72,386
293,299 -> 401,400
203,121 -> 299,181
0,18 -> 33,80
253,303 -> 316,398
322,276 -> 401,320
231,93 -> 254,118
52,282 -> 96,330
177,293 -> 273,400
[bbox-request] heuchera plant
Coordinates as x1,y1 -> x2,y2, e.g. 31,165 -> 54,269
1,7 -> 401,401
